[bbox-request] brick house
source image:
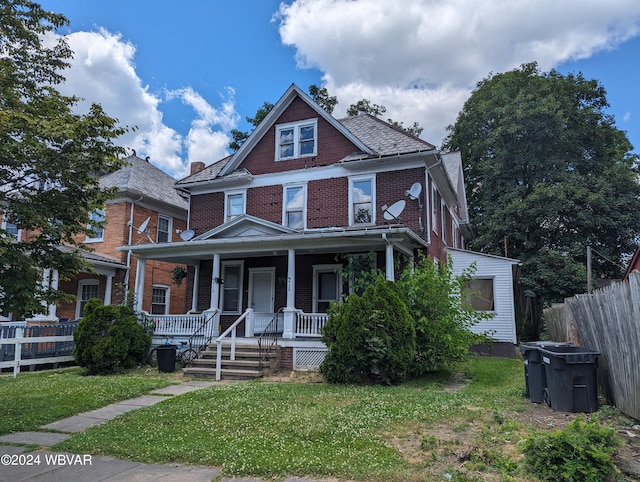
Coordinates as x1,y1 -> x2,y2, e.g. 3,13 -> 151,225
122,83 -> 509,373
1,154 -> 189,323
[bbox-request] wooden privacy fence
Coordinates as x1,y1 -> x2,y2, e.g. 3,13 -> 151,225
543,272 -> 640,420
0,322 -> 78,377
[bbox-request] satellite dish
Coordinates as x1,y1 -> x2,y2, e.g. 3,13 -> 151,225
382,200 -> 406,221
179,229 -> 195,241
137,217 -> 150,234
405,182 -> 422,200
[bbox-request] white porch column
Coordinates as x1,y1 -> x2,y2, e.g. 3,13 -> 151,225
46,269 -> 59,319
135,258 -> 146,312
282,248 -> 296,339
104,274 -> 113,306
385,242 -> 395,281
191,264 -> 200,312
210,254 -> 221,311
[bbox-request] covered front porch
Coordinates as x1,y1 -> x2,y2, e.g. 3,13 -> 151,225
124,216 -> 427,371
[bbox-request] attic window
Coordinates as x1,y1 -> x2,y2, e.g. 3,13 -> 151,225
276,119 -> 317,160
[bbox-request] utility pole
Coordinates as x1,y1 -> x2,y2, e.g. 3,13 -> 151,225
587,245 -> 592,294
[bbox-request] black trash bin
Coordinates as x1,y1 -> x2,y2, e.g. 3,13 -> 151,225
519,341 -> 573,404
538,345 -> 600,413
156,345 -> 177,373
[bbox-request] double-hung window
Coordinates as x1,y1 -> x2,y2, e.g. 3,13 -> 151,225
1,217 -> 20,242
225,191 -> 245,222
221,262 -> 243,313
76,280 -> 99,318
157,215 -> 171,243
151,285 -> 169,314
283,184 -> 305,229
349,176 -> 375,225
276,119 -> 317,160
86,209 -> 105,242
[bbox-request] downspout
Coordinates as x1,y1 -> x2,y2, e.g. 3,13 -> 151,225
124,195 -> 144,297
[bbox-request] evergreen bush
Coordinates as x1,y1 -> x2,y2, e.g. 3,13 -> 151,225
73,299 -> 151,374
521,416 -> 621,481
320,276 -> 415,385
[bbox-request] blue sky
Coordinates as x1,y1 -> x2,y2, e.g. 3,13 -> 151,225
39,0 -> 640,178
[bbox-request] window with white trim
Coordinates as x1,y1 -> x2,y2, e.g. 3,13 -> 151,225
431,186 -> 439,234
157,215 -> 171,243
1,216 -> 20,242
76,279 -> 99,318
313,265 -> 342,313
151,285 -> 169,315
225,191 -> 245,222
276,119 -> 317,160
441,201 -> 447,244
86,209 -> 105,242
221,262 -> 243,313
349,176 -> 375,225
464,278 -> 495,311
283,184 -> 305,229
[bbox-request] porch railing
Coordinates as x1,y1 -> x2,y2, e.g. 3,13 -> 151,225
295,312 -> 328,337
148,313 -> 204,336
258,308 -> 282,368
215,308 -> 252,381
187,309 -> 219,354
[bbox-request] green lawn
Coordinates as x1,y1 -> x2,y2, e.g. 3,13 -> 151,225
50,358 -> 533,481
0,367 -> 170,435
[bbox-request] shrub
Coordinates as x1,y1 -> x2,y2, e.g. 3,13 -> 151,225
320,276 -> 415,385
73,299 -> 151,374
521,416 -> 621,482
397,254 -> 491,375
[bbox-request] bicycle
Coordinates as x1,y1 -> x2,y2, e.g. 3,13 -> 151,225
148,336 -> 198,368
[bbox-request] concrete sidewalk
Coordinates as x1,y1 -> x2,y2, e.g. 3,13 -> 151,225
0,380 -> 336,481
0,381 -> 224,481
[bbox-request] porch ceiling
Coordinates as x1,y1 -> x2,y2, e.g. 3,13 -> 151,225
118,226 -> 427,265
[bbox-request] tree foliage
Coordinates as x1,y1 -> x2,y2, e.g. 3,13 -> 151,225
347,98 -> 387,117
443,62 -> 640,339
73,299 -> 151,374
0,0 -> 128,318
309,84 -> 338,114
228,101 -> 274,151
398,254 -> 491,375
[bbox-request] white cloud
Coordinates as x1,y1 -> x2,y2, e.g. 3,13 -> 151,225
49,29 -> 238,178
277,0 -> 640,146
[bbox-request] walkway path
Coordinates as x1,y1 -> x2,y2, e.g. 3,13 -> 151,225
0,380 -> 329,482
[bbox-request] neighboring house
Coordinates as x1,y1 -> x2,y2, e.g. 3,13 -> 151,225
448,248 -> 520,355
0,154 -> 189,322
624,246 -> 640,280
123,83 -> 507,371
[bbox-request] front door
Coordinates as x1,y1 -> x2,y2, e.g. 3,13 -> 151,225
249,268 -> 275,333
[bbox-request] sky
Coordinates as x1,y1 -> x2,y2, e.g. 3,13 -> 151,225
37,0 -> 640,179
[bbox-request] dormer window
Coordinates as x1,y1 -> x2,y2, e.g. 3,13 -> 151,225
276,119 -> 317,160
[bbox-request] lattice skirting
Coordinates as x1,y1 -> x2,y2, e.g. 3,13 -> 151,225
293,348 -> 327,370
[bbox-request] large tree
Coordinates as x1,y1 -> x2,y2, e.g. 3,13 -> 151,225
443,62 -> 640,339
0,0 -> 127,318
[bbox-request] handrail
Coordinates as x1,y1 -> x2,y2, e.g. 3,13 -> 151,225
215,308 -> 252,381
187,309 -> 219,359
257,308 -> 282,368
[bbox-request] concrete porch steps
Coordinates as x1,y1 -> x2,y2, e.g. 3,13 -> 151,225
183,343 -> 280,380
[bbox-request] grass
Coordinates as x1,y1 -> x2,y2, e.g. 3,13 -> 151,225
0,367 -> 170,435
50,357 -> 536,481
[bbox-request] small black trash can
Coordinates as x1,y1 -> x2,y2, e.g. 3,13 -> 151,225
539,345 -> 600,413
156,345 -> 177,373
519,341 -> 573,404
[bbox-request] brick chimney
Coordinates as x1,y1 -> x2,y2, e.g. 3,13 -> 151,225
190,162 -> 205,175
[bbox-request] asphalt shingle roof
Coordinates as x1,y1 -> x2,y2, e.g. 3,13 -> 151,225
100,155 -> 188,209
338,114 -> 436,156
